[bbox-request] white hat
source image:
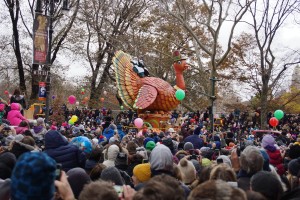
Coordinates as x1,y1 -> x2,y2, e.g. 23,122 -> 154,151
168,128 -> 176,133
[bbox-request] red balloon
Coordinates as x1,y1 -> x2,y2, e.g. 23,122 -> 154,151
100,98 -> 105,102
81,91 -> 85,95
269,117 -> 279,127
4,90 -> 9,95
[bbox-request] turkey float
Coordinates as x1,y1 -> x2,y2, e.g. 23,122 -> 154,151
113,50 -> 189,128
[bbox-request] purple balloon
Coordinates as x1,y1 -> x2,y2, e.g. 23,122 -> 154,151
52,95 -> 56,99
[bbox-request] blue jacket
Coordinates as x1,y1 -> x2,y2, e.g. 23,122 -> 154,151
44,130 -> 86,172
117,125 -> 125,140
103,125 -> 116,141
184,134 -> 204,149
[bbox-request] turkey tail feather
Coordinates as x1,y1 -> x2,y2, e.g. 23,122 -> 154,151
113,51 -> 138,109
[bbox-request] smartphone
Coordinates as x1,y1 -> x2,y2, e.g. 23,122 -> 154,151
55,164 -> 62,180
113,185 -> 124,198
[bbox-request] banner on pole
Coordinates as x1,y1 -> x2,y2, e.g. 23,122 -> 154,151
38,82 -> 47,101
33,14 -> 49,65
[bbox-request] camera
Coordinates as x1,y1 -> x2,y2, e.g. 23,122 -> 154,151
189,154 -> 198,160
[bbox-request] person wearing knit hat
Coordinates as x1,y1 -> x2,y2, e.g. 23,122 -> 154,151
10,152 -> 57,200
177,158 -> 196,185
184,142 -> 194,151
103,144 -> 120,167
143,137 -> 155,148
145,141 -> 156,151
202,158 -> 212,167
132,163 -> 151,187
150,144 -> 173,175
261,134 -> 276,149
0,152 -> 17,179
67,167 -> 91,199
288,158 -> 300,177
100,166 -> 125,186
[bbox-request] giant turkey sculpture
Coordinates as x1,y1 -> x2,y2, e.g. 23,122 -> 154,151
113,50 -> 188,128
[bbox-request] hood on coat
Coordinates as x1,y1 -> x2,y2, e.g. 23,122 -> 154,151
45,130 -> 68,149
10,103 -> 20,110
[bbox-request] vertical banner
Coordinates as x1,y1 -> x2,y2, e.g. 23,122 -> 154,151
39,82 -> 47,101
33,14 -> 49,65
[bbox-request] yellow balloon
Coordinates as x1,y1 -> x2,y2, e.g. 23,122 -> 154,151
71,115 -> 78,122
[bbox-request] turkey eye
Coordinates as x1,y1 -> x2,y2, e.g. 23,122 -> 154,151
177,61 -> 182,64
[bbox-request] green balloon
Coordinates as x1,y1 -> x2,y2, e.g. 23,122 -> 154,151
175,89 -> 185,101
120,105 -> 124,110
274,110 -> 284,120
68,120 -> 74,125
81,88 -> 85,92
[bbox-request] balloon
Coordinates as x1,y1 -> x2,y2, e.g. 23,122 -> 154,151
75,101 -> 79,106
134,118 -> 144,128
4,90 -> 9,95
81,88 -> 85,92
103,91 -> 107,95
82,101 -> 86,104
71,136 -> 92,153
68,95 -> 76,104
52,95 -> 56,99
175,89 -> 185,101
274,110 -> 284,120
81,91 -> 85,95
120,105 -> 124,110
269,117 -> 279,127
62,122 -> 68,127
71,115 -> 78,122
100,98 -> 105,102
68,120 -> 74,125
8,94 -> 12,98
84,97 -> 89,102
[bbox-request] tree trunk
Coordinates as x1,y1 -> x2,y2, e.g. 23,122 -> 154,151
9,0 -> 27,95
260,85 -> 269,129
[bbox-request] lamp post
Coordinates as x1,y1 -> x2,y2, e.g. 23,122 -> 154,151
34,0 -> 69,123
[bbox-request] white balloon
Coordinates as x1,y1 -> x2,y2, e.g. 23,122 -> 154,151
75,101 -> 79,106
103,91 -> 107,95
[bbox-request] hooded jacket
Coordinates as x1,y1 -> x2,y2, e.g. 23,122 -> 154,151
7,103 -> 26,126
44,130 -> 86,172
103,124 -> 117,141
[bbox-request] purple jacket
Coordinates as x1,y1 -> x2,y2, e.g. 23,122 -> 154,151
7,103 -> 26,126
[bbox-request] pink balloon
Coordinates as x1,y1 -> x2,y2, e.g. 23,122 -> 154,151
134,118 -> 144,128
137,130 -> 143,137
68,95 -> 76,104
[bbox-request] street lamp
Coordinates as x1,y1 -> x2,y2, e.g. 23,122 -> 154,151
34,0 -> 69,124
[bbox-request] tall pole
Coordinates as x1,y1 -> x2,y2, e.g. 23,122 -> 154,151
45,0 -> 54,124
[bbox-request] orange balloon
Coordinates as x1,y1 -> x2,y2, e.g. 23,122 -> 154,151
100,98 -> 105,102
84,97 -> 89,101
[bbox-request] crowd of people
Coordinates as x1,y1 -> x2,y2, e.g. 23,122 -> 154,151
0,93 -> 300,200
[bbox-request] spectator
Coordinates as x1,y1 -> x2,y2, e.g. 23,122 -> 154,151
67,167 -> 91,199
183,126 -> 203,149
44,130 -> 86,172
188,180 -> 246,200
10,89 -> 26,114
7,103 -> 27,126
132,163 -> 151,188
250,171 -> 283,200
78,181 -> 119,200
237,146 -> 264,191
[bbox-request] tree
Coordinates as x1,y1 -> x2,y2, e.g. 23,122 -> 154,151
227,0 -> 300,128
158,0 -> 253,130
74,0 -> 150,107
